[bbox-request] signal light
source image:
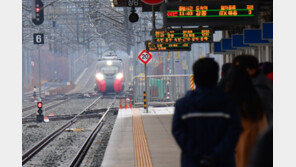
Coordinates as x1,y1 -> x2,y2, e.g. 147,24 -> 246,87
37,108 -> 43,114
129,13 -> 139,23
36,101 -> 44,122
37,102 -> 43,108
129,5 -> 139,23
32,0 -> 44,25
36,7 -> 40,13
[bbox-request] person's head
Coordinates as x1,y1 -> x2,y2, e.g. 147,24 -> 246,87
225,66 -> 264,121
221,63 -> 232,78
259,62 -> 264,70
192,58 -> 219,88
261,62 -> 273,75
232,55 -> 259,77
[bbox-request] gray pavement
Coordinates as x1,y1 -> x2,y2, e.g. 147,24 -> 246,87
101,107 -> 181,167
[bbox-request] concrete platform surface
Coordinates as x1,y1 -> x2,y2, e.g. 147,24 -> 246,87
101,107 -> 181,167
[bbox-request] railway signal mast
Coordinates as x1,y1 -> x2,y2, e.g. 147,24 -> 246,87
32,0 -> 44,99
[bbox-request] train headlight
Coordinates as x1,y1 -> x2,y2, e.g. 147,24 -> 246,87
96,73 -> 104,80
106,60 -> 113,66
116,73 -> 123,79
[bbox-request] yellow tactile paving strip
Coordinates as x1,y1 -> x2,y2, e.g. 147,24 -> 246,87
132,109 -> 154,167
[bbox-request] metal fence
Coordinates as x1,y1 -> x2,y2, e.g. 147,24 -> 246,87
132,74 -> 194,106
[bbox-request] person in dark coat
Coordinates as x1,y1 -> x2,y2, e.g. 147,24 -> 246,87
233,55 -> 273,125
172,58 -> 242,167
218,63 -> 232,89
221,63 -> 232,77
261,62 -> 273,82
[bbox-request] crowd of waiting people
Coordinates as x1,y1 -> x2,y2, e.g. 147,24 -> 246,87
172,55 -> 273,167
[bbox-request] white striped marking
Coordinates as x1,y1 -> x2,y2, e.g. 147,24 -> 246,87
182,112 -> 230,120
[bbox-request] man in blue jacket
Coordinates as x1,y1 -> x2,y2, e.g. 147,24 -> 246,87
172,58 -> 242,167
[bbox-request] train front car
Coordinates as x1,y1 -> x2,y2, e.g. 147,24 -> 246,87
95,57 -> 124,94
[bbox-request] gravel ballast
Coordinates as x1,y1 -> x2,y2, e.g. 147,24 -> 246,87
22,97 -> 118,166
22,99 -> 65,118
24,117 -> 102,167
22,97 -> 102,153
80,110 -> 117,167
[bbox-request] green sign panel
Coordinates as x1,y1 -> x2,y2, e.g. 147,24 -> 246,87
145,41 -> 191,52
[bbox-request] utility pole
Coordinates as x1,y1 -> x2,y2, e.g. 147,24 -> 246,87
28,48 -> 32,87
172,52 -> 175,101
22,46 -> 25,100
38,44 -> 41,98
50,4 -> 57,80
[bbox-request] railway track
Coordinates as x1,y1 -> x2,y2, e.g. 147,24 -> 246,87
22,96 -> 67,113
69,97 -> 117,167
22,92 -> 94,114
23,85 -> 56,100
22,108 -> 116,123
22,96 -> 103,165
22,98 -> 72,120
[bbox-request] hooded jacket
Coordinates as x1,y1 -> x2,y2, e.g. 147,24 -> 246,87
172,87 -> 242,167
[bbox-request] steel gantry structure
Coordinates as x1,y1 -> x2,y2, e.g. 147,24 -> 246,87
22,0 -> 137,94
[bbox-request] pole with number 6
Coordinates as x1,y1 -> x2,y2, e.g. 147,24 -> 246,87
33,33 -> 44,98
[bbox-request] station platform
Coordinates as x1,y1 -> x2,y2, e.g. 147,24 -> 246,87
101,107 -> 181,167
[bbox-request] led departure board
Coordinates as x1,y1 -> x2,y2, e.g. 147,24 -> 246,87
145,41 -> 191,52
163,1 -> 257,26
153,28 -> 213,43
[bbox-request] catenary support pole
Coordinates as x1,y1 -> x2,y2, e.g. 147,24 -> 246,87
152,5 -> 156,44
38,45 -> 41,98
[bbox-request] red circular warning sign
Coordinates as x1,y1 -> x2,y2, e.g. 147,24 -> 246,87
141,0 -> 164,5
138,50 -> 152,64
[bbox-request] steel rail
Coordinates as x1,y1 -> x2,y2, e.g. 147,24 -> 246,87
68,97 -> 117,167
22,108 -> 118,123
22,99 -> 57,113
22,92 -> 87,113
133,74 -> 194,80
22,96 -> 102,165
22,94 -> 66,113
22,113 -> 103,123
22,98 -> 72,120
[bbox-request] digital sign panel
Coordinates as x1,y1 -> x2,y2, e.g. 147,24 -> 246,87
262,22 -> 273,40
163,1 -> 257,26
145,41 -> 191,52
214,42 -> 225,53
222,38 -> 237,51
244,29 -> 270,45
153,28 -> 213,43
232,34 -> 250,48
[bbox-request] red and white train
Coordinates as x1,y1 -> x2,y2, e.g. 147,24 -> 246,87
95,55 -> 124,93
